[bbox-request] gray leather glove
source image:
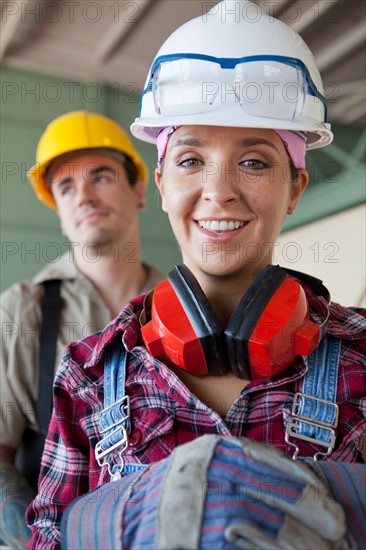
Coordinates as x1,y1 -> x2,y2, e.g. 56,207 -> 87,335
220,437 -> 347,549
62,435 -> 348,550
158,435 -> 347,550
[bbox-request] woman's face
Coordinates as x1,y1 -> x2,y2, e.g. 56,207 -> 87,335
155,125 -> 307,287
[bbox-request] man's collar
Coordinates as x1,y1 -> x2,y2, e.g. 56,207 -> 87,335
32,251 -> 78,284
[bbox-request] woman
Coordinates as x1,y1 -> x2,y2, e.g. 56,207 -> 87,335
27,2 -> 365,548
145,124 -> 309,407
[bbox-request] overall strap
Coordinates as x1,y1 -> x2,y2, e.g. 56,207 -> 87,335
285,335 -> 341,460
37,279 -> 62,434
94,339 -> 131,480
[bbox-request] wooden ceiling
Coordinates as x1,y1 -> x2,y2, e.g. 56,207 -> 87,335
1,0 -> 365,127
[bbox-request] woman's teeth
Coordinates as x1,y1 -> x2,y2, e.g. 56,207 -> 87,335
198,220 -> 244,231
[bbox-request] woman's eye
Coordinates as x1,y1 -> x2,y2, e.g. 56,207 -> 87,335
178,157 -> 202,168
241,159 -> 267,170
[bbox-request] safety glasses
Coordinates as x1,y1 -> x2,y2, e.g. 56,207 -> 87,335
142,53 -> 328,122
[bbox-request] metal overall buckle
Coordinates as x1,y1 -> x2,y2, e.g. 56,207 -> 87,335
95,395 -> 130,480
285,392 -> 339,460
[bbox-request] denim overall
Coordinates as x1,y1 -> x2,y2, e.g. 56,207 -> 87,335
95,334 -> 341,479
62,336 -> 347,550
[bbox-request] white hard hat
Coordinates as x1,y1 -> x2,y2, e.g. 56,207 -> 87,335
131,0 -> 333,149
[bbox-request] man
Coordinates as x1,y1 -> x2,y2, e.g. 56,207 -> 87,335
0,110 -> 163,547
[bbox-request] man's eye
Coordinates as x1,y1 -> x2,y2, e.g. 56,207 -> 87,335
61,185 -> 72,196
93,173 -> 113,184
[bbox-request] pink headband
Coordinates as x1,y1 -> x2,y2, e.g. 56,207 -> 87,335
274,130 -> 306,169
156,127 -> 306,169
156,126 -> 179,168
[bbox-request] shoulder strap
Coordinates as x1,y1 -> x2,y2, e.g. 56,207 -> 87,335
285,335 -> 341,460
36,279 -> 62,435
94,339 -> 131,480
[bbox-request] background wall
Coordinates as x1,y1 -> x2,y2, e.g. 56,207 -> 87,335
275,204 -> 365,307
1,67 -> 365,306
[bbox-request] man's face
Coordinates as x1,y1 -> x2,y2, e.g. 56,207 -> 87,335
49,151 -> 145,250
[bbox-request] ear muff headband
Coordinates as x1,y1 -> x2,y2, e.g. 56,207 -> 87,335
167,266 -> 226,374
225,265 -> 288,378
141,265 -> 330,380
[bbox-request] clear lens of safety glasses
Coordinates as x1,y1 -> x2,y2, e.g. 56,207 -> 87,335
234,61 -> 305,120
150,57 -> 323,121
152,58 -> 222,116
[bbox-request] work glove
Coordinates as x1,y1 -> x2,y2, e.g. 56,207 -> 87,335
216,437 -> 347,550
62,435 -> 348,550
156,435 -> 347,550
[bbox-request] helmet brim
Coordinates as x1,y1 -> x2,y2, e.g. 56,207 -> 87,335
131,113 -> 333,150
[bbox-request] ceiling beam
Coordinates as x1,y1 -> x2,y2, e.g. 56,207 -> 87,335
320,140 -> 362,171
291,0 -> 340,34
93,0 -> 153,65
329,80 -> 365,118
340,98 -> 366,125
0,0 -> 32,59
352,129 -> 366,163
257,0 -> 293,18
316,20 -> 366,72
282,163 -> 365,231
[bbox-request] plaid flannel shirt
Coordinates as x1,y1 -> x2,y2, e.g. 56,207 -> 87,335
27,281 -> 366,549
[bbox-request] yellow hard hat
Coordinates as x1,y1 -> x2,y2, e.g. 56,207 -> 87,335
28,110 -> 149,208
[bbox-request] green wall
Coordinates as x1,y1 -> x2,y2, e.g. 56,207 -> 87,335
1,67 -> 365,292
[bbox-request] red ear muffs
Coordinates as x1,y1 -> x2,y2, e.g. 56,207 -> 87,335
224,266 -> 321,379
140,266 -> 224,376
141,265 -> 329,380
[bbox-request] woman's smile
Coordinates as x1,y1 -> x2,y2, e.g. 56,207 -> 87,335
195,218 -> 251,243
